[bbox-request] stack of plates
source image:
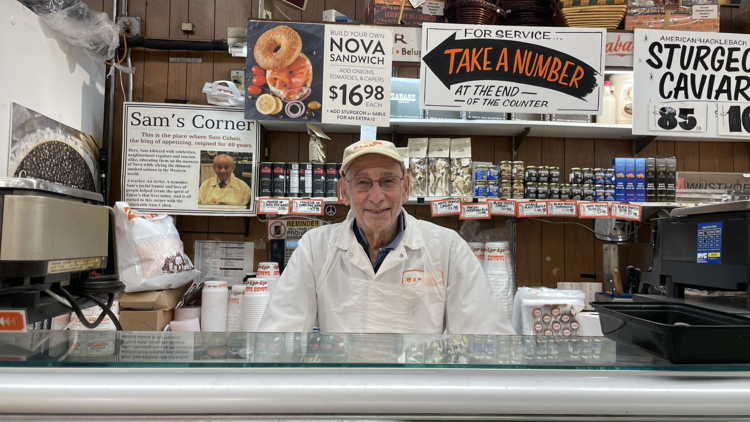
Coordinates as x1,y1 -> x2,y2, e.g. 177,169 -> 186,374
241,279 -> 271,332
556,0 -> 627,29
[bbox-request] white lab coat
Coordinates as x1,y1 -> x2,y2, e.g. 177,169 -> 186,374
259,209 -> 515,335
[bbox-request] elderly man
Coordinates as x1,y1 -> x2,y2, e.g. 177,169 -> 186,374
259,139 -> 514,334
198,154 -> 251,206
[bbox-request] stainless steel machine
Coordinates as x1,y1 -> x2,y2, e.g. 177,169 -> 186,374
0,178 -> 123,327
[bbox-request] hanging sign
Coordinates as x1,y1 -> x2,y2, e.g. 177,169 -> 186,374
547,201 -> 578,217
431,198 -> 462,216
488,199 -> 517,216
579,202 -> 610,218
517,201 -> 548,217
419,24 -> 605,114
291,198 -> 324,215
245,21 -> 393,127
611,203 -> 642,221
258,198 -> 290,214
633,29 -> 750,139
460,203 -> 491,220
122,103 -> 259,216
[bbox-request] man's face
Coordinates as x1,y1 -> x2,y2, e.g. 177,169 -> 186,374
342,154 -> 409,235
214,156 -> 235,182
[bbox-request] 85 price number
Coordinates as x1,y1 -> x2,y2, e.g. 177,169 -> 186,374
648,103 -> 706,133
329,84 -> 384,106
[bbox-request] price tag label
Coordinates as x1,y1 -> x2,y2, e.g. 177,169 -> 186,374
611,203 -> 642,221
579,202 -> 610,218
322,26 -> 393,127
547,201 -> 578,217
291,199 -> 324,215
423,0 -> 445,15
258,198 -> 290,215
717,103 -> 750,137
431,198 -> 462,216
517,201 -> 548,217
488,199 -> 517,216
460,203 -> 491,220
648,103 -> 707,133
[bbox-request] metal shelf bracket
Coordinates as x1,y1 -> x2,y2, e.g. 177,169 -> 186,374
512,127 -> 531,161
633,136 -> 657,157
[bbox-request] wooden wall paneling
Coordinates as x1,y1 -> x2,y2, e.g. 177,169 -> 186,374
594,139 -> 631,169
82,0 -> 104,12
213,53 -> 247,82
541,218 -> 565,288
145,0 -> 171,38
103,0 -> 113,19
181,233 -> 209,262
272,1 -> 303,20
128,0 -> 146,102
215,0 -> 255,39
471,136 -> 494,163
301,0 -> 325,21
268,131 -> 301,161
541,138 -> 564,168
355,0 -> 368,22
186,52 -> 215,103
188,0 -> 216,40
396,67 -> 420,78
433,217 -> 459,231
208,217 -> 246,233
638,140 -> 658,158
327,133 -> 356,163
494,136 -> 512,163
324,0 -> 356,19
182,216 -> 209,232
673,141 -> 700,171
167,51 -> 189,100
720,6 -> 732,32
699,142 -> 735,172
143,51 -> 170,102
170,0 -> 190,39
208,233 -> 246,242
658,140 -> 675,157
731,7 -> 742,33
733,143 -> 750,172
516,136 -> 542,165
564,138 -> 595,282
515,219 -> 542,287
249,218 -> 270,264
414,203 -> 432,221
564,138 -> 595,175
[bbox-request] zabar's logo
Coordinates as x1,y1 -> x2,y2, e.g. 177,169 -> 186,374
353,141 -> 383,151
606,35 -> 633,58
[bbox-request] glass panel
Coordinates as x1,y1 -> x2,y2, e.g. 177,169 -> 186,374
1,331 -> 749,371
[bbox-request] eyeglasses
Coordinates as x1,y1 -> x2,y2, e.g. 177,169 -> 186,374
345,176 -> 405,192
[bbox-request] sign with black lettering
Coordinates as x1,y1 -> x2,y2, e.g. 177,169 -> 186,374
258,198 -> 290,214
460,203 -> 491,220
548,201 -> 578,216
431,198 -> 462,216
517,201 -> 548,217
291,199 -> 324,215
419,24 -> 605,114
633,29 -> 750,139
122,103 -> 259,216
611,203 -> 641,221
579,202 -> 609,218
488,199 -> 517,216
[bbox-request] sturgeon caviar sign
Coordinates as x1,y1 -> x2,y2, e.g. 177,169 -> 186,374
245,21 -> 393,127
419,24 -> 605,114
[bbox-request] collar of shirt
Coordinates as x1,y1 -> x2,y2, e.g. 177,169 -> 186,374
353,211 -> 405,273
213,174 -> 236,188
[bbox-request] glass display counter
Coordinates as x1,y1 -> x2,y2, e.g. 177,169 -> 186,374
0,332 -> 749,421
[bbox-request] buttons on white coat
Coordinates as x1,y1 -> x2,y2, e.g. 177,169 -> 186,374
349,253 -> 354,257
400,254 -> 404,258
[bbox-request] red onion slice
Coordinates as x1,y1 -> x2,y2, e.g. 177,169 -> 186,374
281,86 -> 311,102
285,100 -> 305,119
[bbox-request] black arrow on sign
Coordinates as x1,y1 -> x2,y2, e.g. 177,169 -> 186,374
422,33 -> 599,100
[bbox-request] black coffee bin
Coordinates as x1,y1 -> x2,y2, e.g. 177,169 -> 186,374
592,302 -> 750,364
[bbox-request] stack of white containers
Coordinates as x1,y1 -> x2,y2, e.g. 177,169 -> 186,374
201,281 -> 228,332
226,285 -> 245,332
257,262 -> 280,295
241,278 -> 271,332
171,306 -> 201,331
483,241 -> 515,320
467,242 -> 485,263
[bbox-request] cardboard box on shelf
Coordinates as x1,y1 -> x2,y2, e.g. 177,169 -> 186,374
625,0 -> 719,32
635,158 -> 646,202
119,286 -> 187,311
364,0 -> 445,26
119,309 -> 174,332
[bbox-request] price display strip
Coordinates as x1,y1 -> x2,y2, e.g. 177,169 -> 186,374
517,201 -> 548,218
611,203 -> 642,221
431,198 -> 462,217
291,199 -> 324,216
460,203 -> 491,220
322,26 -> 393,127
547,201 -> 578,217
487,199 -> 517,216
718,103 -> 750,137
579,202 -> 610,218
648,102 -> 707,133
258,198 -> 291,215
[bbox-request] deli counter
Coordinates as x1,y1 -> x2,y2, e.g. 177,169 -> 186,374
1,331 -> 749,421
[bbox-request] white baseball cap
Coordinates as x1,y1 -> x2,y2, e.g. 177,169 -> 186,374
340,139 -> 405,176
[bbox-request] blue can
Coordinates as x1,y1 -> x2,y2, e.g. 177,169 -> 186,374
487,182 -> 499,198
595,186 -> 606,202
475,165 -> 487,182
487,166 -> 500,182
475,182 -> 487,197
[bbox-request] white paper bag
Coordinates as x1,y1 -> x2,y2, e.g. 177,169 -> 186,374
114,202 -> 199,292
202,80 -> 245,107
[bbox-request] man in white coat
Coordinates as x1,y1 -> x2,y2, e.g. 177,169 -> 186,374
259,139 -> 514,334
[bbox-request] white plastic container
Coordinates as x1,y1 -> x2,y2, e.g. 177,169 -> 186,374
596,81 -> 617,125
609,74 -> 634,124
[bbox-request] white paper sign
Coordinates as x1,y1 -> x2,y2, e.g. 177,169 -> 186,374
423,0 -> 444,15
548,201 -> 578,216
611,203 -> 641,221
717,103 -> 750,136
119,332 -> 195,362
323,26 -> 393,127
460,203 -> 491,220
518,201 -> 548,217
122,103 -> 259,216
390,26 -> 422,63
579,202 -> 610,218
633,29 -> 750,139
647,103 -> 706,133
258,198 -> 290,214
693,5 -> 718,20
420,24 -> 605,114
431,198 -> 462,216
194,241 -> 255,285
605,32 -> 633,68
410,0 -> 425,7
292,199 -> 324,215
489,200 -> 517,216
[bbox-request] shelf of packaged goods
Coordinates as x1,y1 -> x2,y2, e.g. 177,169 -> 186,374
280,197 -> 686,208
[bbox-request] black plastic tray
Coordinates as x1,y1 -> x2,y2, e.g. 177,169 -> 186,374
591,301 -> 750,364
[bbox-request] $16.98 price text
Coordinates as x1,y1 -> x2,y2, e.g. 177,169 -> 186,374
329,84 -> 384,106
